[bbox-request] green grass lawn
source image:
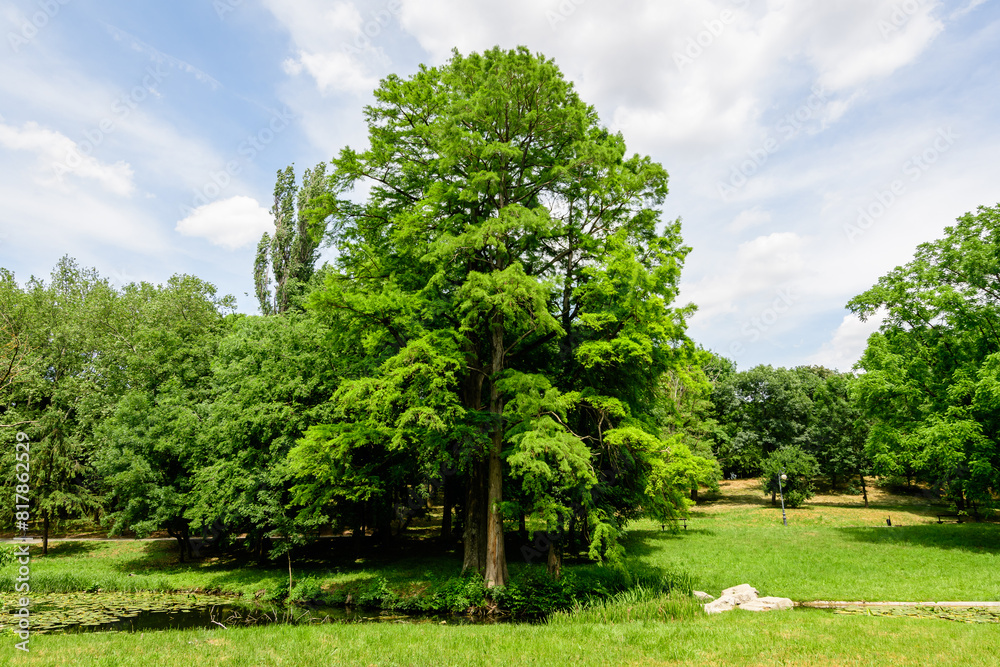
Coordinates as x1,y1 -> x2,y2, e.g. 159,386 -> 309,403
636,479 -> 1000,601
628,519 -> 1000,601
8,609 -> 1000,666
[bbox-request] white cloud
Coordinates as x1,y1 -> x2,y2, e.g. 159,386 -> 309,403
728,206 -> 771,232
291,50 -> 381,96
950,0 -> 988,20
393,0 -> 944,163
263,0 -> 390,96
682,232 -> 809,323
807,312 -> 885,371
0,120 -> 135,196
175,196 -> 273,250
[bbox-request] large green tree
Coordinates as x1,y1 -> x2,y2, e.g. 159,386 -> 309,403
93,275 -> 234,560
0,258 -> 126,551
292,47 -> 703,587
850,204 -> 1000,515
189,312 -> 341,561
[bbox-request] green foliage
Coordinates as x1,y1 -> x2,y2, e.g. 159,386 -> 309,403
761,446 -> 820,508
426,573 -> 489,612
711,364 -> 868,488
288,576 -> 328,605
849,203 -> 1000,513
492,569 -> 577,615
255,163 -> 333,315
292,45 -> 697,581
0,544 -> 17,568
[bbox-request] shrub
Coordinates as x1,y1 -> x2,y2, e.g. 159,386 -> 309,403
761,446 -> 820,508
288,576 -> 328,605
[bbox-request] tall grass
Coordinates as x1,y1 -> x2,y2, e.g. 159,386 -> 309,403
548,586 -> 703,625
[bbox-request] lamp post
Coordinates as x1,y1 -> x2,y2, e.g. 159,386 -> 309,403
777,469 -> 788,526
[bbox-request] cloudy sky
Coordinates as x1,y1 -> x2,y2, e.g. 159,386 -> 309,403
1,0 -> 997,371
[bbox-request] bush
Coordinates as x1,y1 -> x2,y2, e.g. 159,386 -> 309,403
761,446 -> 820,508
288,576 -> 328,605
353,575 -> 400,608
0,544 -> 17,569
492,568 -> 577,616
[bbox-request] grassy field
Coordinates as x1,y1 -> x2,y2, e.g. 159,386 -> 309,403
7,609 -> 1000,666
629,479 -> 1000,602
2,478 -> 999,665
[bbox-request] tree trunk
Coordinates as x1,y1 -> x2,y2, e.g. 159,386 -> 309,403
546,538 -> 562,580
462,457 -> 488,575
460,345 -> 488,574
860,473 -> 869,508
42,510 -> 49,556
484,432 -> 508,588
441,472 -> 454,541
484,316 -> 508,589
771,491 -> 776,506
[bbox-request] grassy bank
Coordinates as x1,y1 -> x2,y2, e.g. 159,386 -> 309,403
7,608 -> 1000,666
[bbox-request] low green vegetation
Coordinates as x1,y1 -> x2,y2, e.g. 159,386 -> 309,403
8,611 -> 1000,667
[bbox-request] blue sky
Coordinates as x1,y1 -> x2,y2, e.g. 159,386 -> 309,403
1,0 -> 997,371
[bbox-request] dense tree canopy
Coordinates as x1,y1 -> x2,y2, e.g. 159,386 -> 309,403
289,46 -> 710,586
850,203 -> 1000,514
711,364 -> 868,493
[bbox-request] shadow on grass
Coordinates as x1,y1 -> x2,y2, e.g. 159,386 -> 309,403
620,528 -> 716,559
38,541 -> 104,558
836,524 -> 1000,555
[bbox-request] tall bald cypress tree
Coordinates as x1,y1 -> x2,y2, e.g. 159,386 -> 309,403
292,47 -> 701,587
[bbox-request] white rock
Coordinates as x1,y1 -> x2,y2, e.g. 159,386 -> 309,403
721,584 -> 759,604
703,595 -> 737,614
739,596 -> 794,612
693,591 -> 715,602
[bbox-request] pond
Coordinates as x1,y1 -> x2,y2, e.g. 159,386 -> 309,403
1,592 -> 512,634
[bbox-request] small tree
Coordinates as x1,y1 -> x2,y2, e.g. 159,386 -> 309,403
761,446 -> 819,508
